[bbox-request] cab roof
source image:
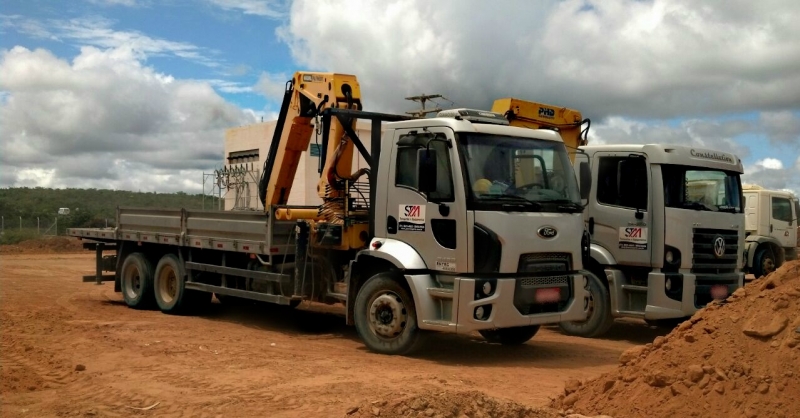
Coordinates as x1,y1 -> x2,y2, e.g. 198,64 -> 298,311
579,144 -> 744,173
385,117 -> 565,143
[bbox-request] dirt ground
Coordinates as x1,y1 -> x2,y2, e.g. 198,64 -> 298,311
1,252 -> 666,418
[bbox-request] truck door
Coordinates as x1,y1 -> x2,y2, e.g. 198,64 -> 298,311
770,194 -> 795,249
744,192 -> 758,232
385,128 -> 469,272
589,153 -> 652,267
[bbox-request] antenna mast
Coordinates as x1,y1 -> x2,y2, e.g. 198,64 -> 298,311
404,94 -> 445,118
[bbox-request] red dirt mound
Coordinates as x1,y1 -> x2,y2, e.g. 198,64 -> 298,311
347,390 -> 615,418
552,260 -> 800,418
0,237 -> 85,254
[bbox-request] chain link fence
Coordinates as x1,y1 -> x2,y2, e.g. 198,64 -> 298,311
0,215 -> 116,245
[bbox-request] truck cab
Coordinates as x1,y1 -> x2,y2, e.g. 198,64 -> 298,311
565,144 -> 745,335
742,185 -> 799,277
351,109 -> 590,349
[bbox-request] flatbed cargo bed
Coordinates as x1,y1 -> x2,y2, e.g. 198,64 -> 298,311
67,207 -> 303,258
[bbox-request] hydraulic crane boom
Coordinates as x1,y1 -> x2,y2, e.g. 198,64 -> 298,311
260,72 -> 362,208
491,98 -> 589,161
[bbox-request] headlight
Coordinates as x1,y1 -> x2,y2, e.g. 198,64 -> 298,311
666,250 -> 674,264
482,281 -> 492,295
665,277 -> 672,291
475,306 -> 485,320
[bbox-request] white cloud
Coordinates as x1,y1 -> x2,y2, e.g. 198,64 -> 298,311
759,111 -> 800,146
1,15 -> 222,68
0,46 -> 256,193
254,71 -> 290,101
86,0 -> 141,7
753,158 -> 784,170
205,79 -> 253,93
590,116 -> 799,195
591,117 -> 752,159
743,156 -> 799,196
0,14 -> 57,40
207,0 -> 286,18
278,0 -> 800,119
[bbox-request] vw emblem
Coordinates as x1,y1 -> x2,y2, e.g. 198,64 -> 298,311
537,226 -> 558,239
713,236 -> 726,258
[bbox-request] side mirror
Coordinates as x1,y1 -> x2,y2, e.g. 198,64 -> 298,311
579,162 -> 591,200
417,148 -> 437,193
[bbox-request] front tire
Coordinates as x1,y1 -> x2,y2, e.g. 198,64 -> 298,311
479,326 -> 540,345
120,253 -> 154,309
753,247 -> 777,278
354,273 -> 420,355
559,270 -> 614,338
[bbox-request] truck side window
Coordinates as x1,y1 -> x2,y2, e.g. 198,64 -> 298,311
597,156 -> 647,210
395,136 -> 454,202
772,197 -> 792,223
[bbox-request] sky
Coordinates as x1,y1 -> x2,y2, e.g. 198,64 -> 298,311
1,0 -> 798,196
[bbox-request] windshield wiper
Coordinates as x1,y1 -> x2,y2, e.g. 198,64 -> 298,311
479,194 -> 542,210
682,201 -> 714,211
540,199 -> 584,213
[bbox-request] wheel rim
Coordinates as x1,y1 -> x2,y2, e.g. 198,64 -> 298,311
574,276 -> 595,324
762,255 -> 775,275
368,291 -> 408,339
123,264 -> 141,300
158,267 -> 178,304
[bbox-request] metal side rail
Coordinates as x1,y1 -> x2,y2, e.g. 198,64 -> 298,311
185,262 -> 290,284
185,282 -> 294,305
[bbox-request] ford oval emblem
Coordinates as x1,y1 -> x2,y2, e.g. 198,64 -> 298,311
537,226 -> 557,239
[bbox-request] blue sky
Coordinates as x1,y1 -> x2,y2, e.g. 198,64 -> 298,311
1,0 -> 798,195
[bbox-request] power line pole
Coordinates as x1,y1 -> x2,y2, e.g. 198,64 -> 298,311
405,94 -> 445,118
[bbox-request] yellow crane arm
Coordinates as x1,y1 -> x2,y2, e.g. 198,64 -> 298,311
491,98 -> 589,160
261,72 -> 362,207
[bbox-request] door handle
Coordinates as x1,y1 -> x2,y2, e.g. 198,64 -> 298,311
770,224 -> 773,233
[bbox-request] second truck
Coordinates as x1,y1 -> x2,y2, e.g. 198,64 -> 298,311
68,72 -> 593,355
492,98 -> 746,337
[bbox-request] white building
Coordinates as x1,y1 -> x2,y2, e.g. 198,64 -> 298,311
222,120 -> 375,210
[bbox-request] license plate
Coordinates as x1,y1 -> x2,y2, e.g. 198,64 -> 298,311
711,285 -> 728,300
535,288 -> 561,303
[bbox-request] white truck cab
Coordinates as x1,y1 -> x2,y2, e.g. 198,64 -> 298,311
742,185 -> 799,277
562,144 -> 746,336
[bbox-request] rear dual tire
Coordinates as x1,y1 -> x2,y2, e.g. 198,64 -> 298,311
153,254 -> 211,314
120,252 -> 155,309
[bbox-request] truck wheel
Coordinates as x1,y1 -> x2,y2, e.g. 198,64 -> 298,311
559,271 -> 614,338
479,326 -> 540,345
154,254 -> 204,314
120,253 -> 154,309
354,273 -> 421,355
753,247 -> 777,278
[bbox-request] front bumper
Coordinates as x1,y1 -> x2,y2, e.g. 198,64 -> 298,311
410,273 -> 588,334
643,271 -> 742,320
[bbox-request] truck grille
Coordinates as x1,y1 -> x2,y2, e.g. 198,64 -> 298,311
518,252 -> 572,273
519,276 -> 570,287
691,228 -> 738,274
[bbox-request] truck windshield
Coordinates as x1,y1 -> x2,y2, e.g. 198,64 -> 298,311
662,165 -> 743,213
457,133 -> 582,212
